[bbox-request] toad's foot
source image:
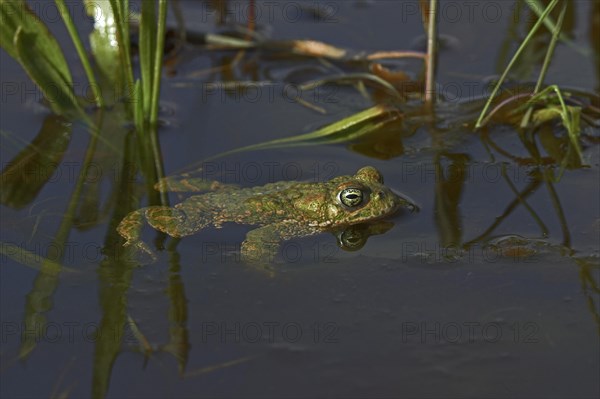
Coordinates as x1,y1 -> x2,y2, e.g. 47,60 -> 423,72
117,206 -> 206,263
116,208 -> 158,263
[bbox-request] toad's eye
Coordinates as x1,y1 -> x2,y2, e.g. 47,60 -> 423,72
339,188 -> 364,208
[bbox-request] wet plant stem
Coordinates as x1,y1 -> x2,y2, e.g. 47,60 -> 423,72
150,0 -> 168,126
54,0 -> 104,108
425,0 -> 437,105
520,1 -> 568,128
150,0 -> 169,205
476,0 -> 559,128
110,0 -> 136,117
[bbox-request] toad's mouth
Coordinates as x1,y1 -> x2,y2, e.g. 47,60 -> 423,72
392,191 -> 419,213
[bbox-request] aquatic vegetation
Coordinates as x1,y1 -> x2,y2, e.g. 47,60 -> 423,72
1,2 -> 598,397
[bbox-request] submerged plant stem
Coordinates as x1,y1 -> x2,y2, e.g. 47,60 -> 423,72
462,177 -> 542,249
54,115 -> 102,247
501,164 -> 548,236
542,169 -> 572,248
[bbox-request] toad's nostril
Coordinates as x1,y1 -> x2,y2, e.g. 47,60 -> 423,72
406,203 -> 419,213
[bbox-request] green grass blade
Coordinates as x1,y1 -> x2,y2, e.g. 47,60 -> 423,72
0,1 -> 81,117
475,0 -> 560,128
520,1 -> 567,128
83,0 -> 125,103
55,0 -> 103,107
525,0 -> 588,56
139,0 -> 157,116
532,86 -> 583,158
204,105 -> 399,161
108,0 -> 135,113
14,27 -> 82,117
299,73 -> 403,99
0,0 -> 41,59
150,0 -> 168,126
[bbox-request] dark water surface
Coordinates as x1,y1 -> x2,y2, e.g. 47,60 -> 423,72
1,1 -> 599,398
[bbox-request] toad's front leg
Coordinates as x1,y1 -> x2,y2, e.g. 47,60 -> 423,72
241,221 -> 320,271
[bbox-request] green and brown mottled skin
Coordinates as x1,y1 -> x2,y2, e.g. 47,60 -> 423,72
117,166 -> 417,264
